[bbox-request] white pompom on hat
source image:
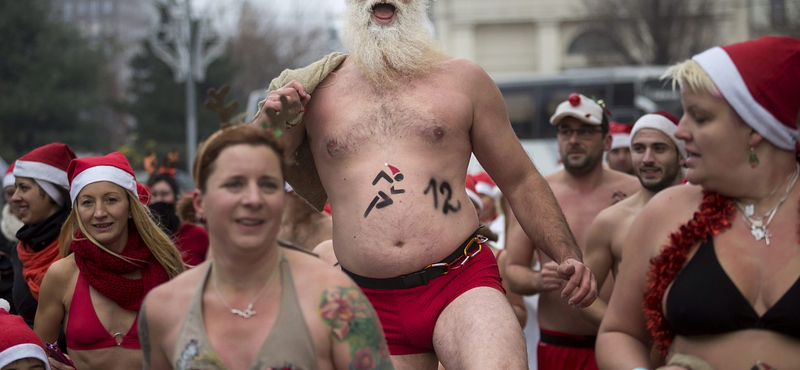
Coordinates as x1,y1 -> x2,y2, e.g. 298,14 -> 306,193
692,36 -> 800,151
631,111 -> 687,160
14,143 -> 77,207
550,93 -> 605,126
3,162 -> 16,189
0,299 -> 51,370
68,152 -> 138,205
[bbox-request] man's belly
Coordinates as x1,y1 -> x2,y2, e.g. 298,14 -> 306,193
330,194 -> 480,278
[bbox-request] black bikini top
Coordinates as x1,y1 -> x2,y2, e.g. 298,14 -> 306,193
665,237 -> 800,339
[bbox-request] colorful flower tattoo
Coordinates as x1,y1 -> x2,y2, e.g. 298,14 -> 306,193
320,287 -> 393,370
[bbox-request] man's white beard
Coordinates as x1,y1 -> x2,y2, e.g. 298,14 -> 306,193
342,0 -> 443,88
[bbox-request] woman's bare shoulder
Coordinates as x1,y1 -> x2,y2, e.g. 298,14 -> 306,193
633,184 -> 703,254
645,184 -> 703,216
145,262 -> 207,310
46,255 -> 78,280
284,248 -> 352,287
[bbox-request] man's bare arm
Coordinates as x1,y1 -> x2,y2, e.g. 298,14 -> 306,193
503,218 -> 560,296
465,60 -> 597,307
573,210 -> 617,326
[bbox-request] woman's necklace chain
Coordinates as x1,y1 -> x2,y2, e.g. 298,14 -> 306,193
211,260 -> 279,319
734,162 -> 800,246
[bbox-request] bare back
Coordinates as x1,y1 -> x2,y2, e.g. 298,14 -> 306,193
537,168 -> 639,334
302,57 -> 481,278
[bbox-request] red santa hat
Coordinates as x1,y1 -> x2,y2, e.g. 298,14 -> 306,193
3,162 -> 15,189
692,36 -> 800,151
550,93 -> 604,126
465,174 -> 483,212
68,152 -> 138,205
630,111 -> 687,159
609,122 -> 632,151
14,143 -> 76,207
0,299 -> 51,370
136,182 -> 151,206
472,171 -> 501,202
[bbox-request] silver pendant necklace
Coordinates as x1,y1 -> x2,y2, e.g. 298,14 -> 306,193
735,163 -> 799,246
211,262 -> 278,319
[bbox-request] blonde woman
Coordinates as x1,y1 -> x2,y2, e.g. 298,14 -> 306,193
596,36 -> 800,370
35,152 -> 184,370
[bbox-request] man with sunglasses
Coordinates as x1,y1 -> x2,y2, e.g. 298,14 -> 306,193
505,93 -> 639,370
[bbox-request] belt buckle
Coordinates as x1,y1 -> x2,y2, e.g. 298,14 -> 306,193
400,268 -> 433,288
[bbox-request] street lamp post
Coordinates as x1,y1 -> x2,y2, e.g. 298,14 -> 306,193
149,0 -> 224,174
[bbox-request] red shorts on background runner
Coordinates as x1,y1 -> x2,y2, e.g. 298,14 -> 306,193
537,328 -> 599,370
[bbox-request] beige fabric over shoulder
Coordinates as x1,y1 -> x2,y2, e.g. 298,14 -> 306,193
258,52 -> 347,211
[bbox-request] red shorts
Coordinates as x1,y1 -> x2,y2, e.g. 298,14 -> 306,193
354,240 -> 504,355
537,329 -> 598,370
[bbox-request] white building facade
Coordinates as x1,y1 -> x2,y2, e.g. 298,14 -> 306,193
431,0 -> 752,77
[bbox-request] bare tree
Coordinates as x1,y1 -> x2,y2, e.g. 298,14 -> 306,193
581,0 -> 722,65
225,1 -> 332,105
749,0 -> 800,38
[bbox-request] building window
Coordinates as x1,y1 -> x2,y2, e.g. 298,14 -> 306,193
77,1 -> 86,15
104,0 -> 113,15
771,0 -> 786,26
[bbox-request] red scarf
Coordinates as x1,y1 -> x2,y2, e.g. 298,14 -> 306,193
16,239 -> 61,301
643,191 -> 735,356
70,225 -> 169,312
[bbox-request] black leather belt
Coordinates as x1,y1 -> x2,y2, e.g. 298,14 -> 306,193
342,231 -> 482,290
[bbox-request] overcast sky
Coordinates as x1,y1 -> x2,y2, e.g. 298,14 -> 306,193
192,0 -> 346,35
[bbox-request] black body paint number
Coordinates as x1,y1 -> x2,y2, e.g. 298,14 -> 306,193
364,168 -> 405,218
425,179 -> 462,215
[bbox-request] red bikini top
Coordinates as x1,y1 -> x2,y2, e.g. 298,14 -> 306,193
65,272 -> 141,350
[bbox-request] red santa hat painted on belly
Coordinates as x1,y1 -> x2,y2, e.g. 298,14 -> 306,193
14,143 -> 76,207
68,152 -> 139,205
692,36 -> 800,151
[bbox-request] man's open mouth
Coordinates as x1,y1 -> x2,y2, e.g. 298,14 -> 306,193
372,2 -> 397,23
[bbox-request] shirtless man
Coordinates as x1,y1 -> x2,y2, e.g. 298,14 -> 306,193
504,93 -> 639,370
255,1 -> 597,369
577,111 -> 686,327
278,184 -> 332,252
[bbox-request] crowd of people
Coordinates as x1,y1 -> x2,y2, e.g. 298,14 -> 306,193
0,0 -> 798,369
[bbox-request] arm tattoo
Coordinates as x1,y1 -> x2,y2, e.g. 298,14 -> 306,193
320,286 -> 394,370
139,302 -> 152,369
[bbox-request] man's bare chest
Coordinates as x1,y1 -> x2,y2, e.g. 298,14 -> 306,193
305,88 -> 472,159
